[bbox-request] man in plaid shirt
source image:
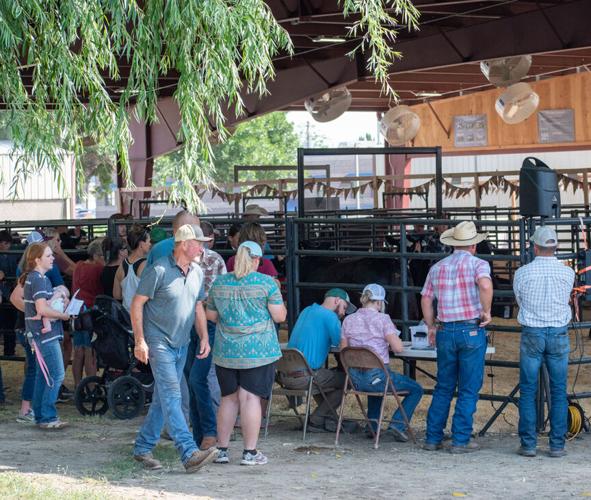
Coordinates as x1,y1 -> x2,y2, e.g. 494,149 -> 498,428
421,221 -> 493,454
187,221 -> 227,451
513,226 -> 574,458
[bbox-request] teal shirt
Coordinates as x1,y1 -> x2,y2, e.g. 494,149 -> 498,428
208,271 -> 283,369
287,303 -> 341,369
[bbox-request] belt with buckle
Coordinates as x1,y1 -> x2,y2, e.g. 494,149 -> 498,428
441,318 -> 480,325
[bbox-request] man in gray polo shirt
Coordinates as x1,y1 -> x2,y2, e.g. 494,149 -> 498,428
131,224 -> 219,473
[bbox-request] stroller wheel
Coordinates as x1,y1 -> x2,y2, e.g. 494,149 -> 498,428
108,375 -> 145,420
75,376 -> 109,416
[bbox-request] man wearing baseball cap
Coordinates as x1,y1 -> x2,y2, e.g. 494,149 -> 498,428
131,224 -> 218,472
513,226 -> 574,458
284,288 -> 356,431
421,221 -> 493,453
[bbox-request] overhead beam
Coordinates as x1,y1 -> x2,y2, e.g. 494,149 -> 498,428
383,0 -> 591,76
134,54 -> 363,159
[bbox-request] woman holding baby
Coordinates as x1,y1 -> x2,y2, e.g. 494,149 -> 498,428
18,243 -> 72,429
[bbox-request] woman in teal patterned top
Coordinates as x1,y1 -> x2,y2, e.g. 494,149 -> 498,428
207,241 -> 286,466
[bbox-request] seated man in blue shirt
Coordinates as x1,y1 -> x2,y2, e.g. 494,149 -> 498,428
284,288 -> 356,431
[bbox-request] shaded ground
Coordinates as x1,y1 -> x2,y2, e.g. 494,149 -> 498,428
1,404 -> 591,499
2,320 -> 591,498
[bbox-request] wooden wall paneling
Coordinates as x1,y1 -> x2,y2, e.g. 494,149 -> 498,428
409,72 -> 591,153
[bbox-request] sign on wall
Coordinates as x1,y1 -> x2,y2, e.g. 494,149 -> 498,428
454,114 -> 488,147
538,109 -> 575,143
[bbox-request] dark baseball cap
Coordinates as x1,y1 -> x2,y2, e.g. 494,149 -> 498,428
324,288 -> 357,314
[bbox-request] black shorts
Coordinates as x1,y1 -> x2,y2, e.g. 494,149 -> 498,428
216,363 -> 276,400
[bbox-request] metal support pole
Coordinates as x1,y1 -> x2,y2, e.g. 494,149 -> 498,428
519,218 -> 527,266
526,217 -> 536,263
294,218 -> 301,319
399,221 -> 411,379
286,217 -> 296,334
435,146 -> 443,217
233,166 -> 240,215
399,223 -> 409,342
107,217 -> 117,239
297,148 -> 305,219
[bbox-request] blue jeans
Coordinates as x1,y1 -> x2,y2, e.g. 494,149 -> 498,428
426,322 -> 487,447
188,321 -> 220,444
519,326 -> 569,451
32,339 -> 65,424
18,331 -> 36,401
350,367 -> 423,432
133,342 -> 197,464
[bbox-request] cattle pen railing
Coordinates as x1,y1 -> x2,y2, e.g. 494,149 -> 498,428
285,215 -> 591,434
285,216 -> 530,335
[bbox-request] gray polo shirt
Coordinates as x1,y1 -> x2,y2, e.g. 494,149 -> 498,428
136,253 -> 205,348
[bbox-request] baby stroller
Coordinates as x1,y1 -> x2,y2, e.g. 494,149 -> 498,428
74,295 -> 154,419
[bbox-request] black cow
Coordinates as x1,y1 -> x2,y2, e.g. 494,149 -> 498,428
297,256 -> 419,324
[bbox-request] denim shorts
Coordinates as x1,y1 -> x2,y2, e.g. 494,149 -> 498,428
72,330 -> 92,348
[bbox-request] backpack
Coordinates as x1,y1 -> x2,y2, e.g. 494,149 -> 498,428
121,258 -> 146,311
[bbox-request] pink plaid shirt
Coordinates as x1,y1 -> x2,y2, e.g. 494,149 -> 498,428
421,250 -> 491,323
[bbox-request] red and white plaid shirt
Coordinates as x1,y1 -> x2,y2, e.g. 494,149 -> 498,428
421,250 -> 491,323
197,248 -> 227,298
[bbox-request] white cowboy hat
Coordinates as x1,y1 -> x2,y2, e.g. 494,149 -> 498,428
439,221 -> 488,247
243,204 -> 269,217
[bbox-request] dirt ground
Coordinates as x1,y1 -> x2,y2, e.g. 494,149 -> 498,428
2,320 -> 591,499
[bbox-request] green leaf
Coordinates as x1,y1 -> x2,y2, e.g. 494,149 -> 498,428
0,0 -> 418,212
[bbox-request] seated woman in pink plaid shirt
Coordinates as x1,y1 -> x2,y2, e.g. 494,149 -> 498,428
340,284 -> 423,442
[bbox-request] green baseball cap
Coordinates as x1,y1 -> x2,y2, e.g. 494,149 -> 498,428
324,288 -> 357,314
150,227 -> 168,244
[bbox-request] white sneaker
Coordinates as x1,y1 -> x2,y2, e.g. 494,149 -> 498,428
240,450 -> 268,466
214,449 -> 230,464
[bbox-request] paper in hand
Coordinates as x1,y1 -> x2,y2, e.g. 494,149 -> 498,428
65,289 -> 84,316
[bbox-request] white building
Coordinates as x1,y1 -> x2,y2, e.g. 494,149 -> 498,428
0,141 -> 75,221
409,149 -> 591,211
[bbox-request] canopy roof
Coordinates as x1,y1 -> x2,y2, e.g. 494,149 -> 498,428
113,0 -> 591,114
272,0 -> 591,110
11,0 -> 591,116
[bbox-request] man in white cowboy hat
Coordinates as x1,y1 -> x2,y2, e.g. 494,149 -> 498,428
242,204 -> 269,222
242,205 -> 276,261
420,220 -> 493,454
513,226 -> 574,458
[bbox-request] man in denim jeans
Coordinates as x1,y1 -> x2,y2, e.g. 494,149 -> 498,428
187,221 -> 226,451
421,221 -> 493,454
131,224 -> 219,473
513,226 -> 574,458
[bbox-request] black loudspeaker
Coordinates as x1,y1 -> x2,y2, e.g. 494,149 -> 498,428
519,157 -> 561,217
